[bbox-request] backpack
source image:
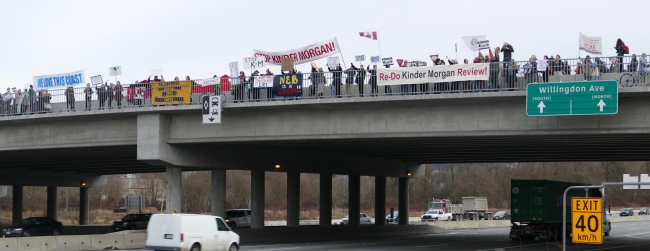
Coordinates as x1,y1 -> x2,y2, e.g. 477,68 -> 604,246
623,45 -> 630,54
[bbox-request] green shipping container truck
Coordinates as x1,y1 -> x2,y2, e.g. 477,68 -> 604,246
509,180 -> 607,241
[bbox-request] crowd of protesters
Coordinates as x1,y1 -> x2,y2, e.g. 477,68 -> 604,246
2,38 -> 649,115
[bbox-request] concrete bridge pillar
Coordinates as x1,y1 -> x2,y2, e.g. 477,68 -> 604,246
348,175 -> 360,226
375,176 -> 386,226
12,186 -> 23,225
251,170 -> 265,229
166,167 -> 182,214
211,168 -> 226,217
398,177 -> 409,225
319,173 -> 332,227
47,186 -> 57,221
79,187 -> 89,225
287,172 -> 300,228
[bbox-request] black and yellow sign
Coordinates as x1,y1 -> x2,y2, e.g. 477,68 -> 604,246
572,197 -> 603,244
152,81 -> 192,105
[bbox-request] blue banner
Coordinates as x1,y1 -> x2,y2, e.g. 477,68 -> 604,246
33,70 -> 86,90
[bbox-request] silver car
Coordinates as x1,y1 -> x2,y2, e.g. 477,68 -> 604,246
340,213 -> 372,225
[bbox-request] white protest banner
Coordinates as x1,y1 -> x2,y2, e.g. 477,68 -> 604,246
327,56 -> 340,68
579,32 -> 603,54
462,35 -> 489,51
151,69 -> 163,77
371,56 -> 380,63
244,57 -> 265,69
355,55 -> 366,62
537,59 -> 548,71
90,75 -> 103,85
382,57 -> 393,65
33,70 -> 85,90
109,66 -> 122,76
254,37 -> 341,65
378,63 -> 490,86
195,78 -> 219,86
229,62 -> 239,85
254,75 -> 274,88
412,61 -> 427,67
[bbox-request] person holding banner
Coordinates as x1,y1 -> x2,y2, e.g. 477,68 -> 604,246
352,64 -> 367,97
328,65 -> 343,98
84,83 -> 93,110
65,87 -> 75,112
115,81 -> 124,108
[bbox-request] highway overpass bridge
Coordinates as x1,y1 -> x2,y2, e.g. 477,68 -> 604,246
2,86 -> 650,228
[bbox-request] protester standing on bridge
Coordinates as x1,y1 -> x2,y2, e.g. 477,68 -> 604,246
64,86 -> 75,112
501,42 -> 514,67
368,65 -> 378,96
13,89 -> 23,114
97,83 -> 106,110
344,64 -> 356,96
28,85 -> 36,113
115,81 -> 124,108
264,69 -> 273,100
353,64 -> 366,97
3,88 -> 13,115
629,54 -> 639,73
84,83 -> 93,111
615,38 -> 627,73
250,70 -> 260,101
489,47 -> 500,89
42,90 -> 51,113
107,83 -> 114,109
539,56 -> 549,82
526,55 -> 538,83
328,65 -> 342,97
584,56 -> 593,81
234,71 -> 246,103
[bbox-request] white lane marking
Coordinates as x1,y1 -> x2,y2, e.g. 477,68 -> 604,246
413,244 -> 450,248
250,247 -> 303,251
584,243 -> 650,251
474,243 -> 548,251
608,231 -> 650,238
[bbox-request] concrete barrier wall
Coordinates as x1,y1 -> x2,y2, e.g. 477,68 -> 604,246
235,225 -> 447,244
123,233 -> 146,249
16,236 -> 56,251
609,215 -> 650,223
0,238 -> 18,251
90,235 -> 125,250
54,235 -> 92,251
61,225 -> 112,235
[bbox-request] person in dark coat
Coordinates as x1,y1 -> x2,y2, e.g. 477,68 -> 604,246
328,65 -> 343,97
353,64 -> 366,97
65,86 -> 75,111
97,83 -> 107,110
615,38 -> 627,72
250,70 -> 259,101
344,64 -> 356,96
368,65 -> 378,96
84,83 -> 93,110
107,83 -> 114,109
115,81 -> 124,108
501,42 -> 514,67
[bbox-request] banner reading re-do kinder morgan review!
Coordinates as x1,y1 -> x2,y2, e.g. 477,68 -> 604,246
33,70 -> 86,90
253,37 -> 341,65
377,63 -> 490,86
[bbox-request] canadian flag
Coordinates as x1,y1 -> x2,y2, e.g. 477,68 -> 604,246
359,31 -> 378,40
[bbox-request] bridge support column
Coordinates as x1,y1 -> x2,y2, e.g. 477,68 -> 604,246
80,187 -> 89,225
348,175 -> 360,226
12,186 -> 22,225
287,172 -> 300,228
211,168 -> 226,217
375,176 -> 386,226
251,170 -> 265,229
319,173 -> 332,227
398,177 -> 409,225
166,167 -> 182,214
47,186 -> 57,221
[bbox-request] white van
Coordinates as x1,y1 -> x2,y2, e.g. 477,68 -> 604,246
146,214 -> 240,251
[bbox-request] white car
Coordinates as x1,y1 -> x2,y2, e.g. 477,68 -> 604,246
146,214 -> 240,251
340,213 -> 372,225
421,209 -> 453,222
224,209 -> 251,228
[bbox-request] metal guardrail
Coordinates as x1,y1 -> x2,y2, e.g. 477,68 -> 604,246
0,55 -> 648,116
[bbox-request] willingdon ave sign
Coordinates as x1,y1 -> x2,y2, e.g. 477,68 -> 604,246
526,81 -> 618,116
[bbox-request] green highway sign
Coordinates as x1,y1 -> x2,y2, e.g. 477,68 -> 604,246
526,81 -> 618,116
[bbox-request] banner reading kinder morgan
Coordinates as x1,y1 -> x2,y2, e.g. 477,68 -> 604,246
377,63 -> 490,86
254,37 -> 341,66
33,70 -> 85,90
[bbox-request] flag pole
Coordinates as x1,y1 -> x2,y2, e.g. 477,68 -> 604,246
455,43 -> 458,61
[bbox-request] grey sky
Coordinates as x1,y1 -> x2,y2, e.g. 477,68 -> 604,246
1,0 -> 647,91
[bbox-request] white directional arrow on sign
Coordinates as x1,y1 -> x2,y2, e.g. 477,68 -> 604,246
537,101 -> 546,113
597,99 -> 606,112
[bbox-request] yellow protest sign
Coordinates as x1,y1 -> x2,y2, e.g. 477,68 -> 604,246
572,197 -> 603,244
152,81 -> 192,105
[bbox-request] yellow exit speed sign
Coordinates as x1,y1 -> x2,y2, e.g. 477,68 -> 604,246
572,197 -> 603,244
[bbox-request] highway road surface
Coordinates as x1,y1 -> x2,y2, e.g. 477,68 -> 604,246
134,221 -> 650,251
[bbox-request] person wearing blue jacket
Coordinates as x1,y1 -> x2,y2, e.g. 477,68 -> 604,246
344,64 -> 356,96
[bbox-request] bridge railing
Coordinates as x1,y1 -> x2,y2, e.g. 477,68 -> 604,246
0,56 -> 647,116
